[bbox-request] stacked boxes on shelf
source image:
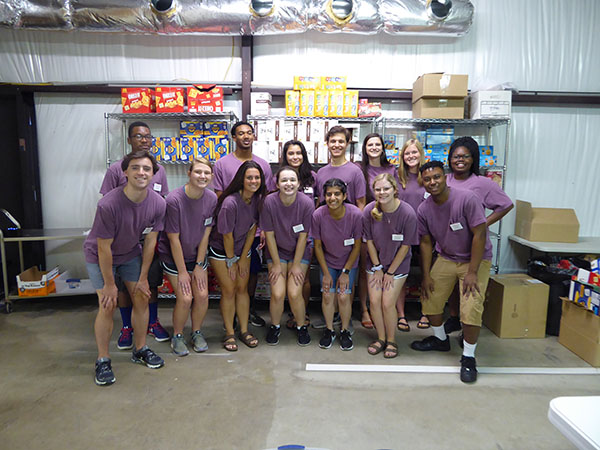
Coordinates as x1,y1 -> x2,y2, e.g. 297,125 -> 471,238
120,85 -> 224,114
424,127 -> 453,162
568,268 -> 600,315
286,76 -> 358,118
412,73 -> 468,119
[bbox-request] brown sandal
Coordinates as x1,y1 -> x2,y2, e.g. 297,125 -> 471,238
384,342 -> 398,359
239,331 -> 259,348
397,317 -> 410,332
368,339 -> 386,355
223,334 -> 238,352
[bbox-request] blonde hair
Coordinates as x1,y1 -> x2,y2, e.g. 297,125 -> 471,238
398,139 -> 425,189
188,156 -> 213,174
371,173 -> 398,222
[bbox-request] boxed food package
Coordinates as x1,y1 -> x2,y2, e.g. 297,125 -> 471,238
481,155 -> 497,166
343,90 -> 359,118
251,92 -> 272,116
155,87 -> 185,113
179,137 -> 196,162
199,136 -> 229,161
285,90 -> 300,117
315,90 -> 329,117
328,90 -> 344,117
203,121 -> 228,137
293,76 -> 321,91
569,277 -> 600,314
17,266 -> 60,297
483,274 -> 549,338
485,169 -> 503,187
121,88 -> 155,113
161,137 -> 179,162
559,298 -> 600,367
151,137 -> 163,161
179,121 -> 204,137
412,73 -> 468,101
514,200 -> 580,243
358,99 -> 382,118
299,90 -> 315,117
321,76 -> 347,90
187,85 -> 224,113
412,98 -> 465,119
576,268 -> 600,288
470,90 -> 512,119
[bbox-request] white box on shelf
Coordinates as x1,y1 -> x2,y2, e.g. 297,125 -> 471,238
252,141 -> 270,161
470,90 -> 512,119
251,92 -> 272,116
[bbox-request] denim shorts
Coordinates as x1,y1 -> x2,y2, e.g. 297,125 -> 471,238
86,255 -> 142,290
266,258 -> 311,266
320,267 -> 358,294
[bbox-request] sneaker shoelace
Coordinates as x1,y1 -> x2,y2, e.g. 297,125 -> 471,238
121,328 -> 133,338
97,361 -> 112,375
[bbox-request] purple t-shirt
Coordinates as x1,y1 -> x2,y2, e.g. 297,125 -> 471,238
212,152 -> 275,193
315,162 -> 366,205
311,203 -> 363,270
100,159 -> 169,196
365,165 -> 400,199
398,172 -> 428,213
83,186 -> 166,264
446,173 -> 513,213
259,192 -> 315,262
417,187 -> 492,263
157,186 -> 218,264
209,193 -> 259,256
363,201 -> 418,275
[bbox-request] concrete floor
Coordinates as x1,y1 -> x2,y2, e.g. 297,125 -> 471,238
1,296 -> 598,450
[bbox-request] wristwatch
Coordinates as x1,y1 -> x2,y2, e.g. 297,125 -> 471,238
196,258 -> 208,270
370,264 -> 383,272
341,268 -> 350,274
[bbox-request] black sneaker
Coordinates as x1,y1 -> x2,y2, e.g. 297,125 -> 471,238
410,335 -> 451,352
339,329 -> 353,351
444,316 -> 462,334
131,345 -> 164,369
319,328 -> 336,349
297,325 -> 311,346
94,358 -> 115,386
250,310 -> 266,327
266,325 -> 281,345
460,356 -> 478,383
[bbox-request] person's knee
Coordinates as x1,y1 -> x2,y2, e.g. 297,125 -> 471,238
177,294 -> 193,308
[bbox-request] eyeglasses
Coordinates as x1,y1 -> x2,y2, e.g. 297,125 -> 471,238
131,134 -> 154,141
451,154 -> 472,161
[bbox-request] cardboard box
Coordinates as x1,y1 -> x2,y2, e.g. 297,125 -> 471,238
187,85 -> 224,113
483,274 -> 549,338
179,137 -> 196,162
514,200 -> 580,243
161,137 -> 179,162
293,76 -> 321,91
285,90 -> 300,117
250,92 -> 272,116
121,88 -> 155,113
17,266 -> 60,297
470,90 -> 512,119
179,121 -> 204,137
559,298 -> 600,367
151,137 -> 163,161
412,73 -> 468,102
155,87 -> 185,113
320,76 -> 347,90
328,90 -> 344,117
412,98 -> 465,119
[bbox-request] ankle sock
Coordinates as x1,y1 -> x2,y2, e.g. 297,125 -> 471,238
119,306 -> 132,328
463,341 -> 477,358
432,325 -> 447,341
149,302 -> 158,324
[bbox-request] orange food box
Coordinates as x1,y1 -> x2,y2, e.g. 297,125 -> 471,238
187,85 -> 224,113
121,88 -> 155,113
156,87 -> 185,113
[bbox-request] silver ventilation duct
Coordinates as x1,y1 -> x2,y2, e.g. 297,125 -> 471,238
0,0 -> 474,36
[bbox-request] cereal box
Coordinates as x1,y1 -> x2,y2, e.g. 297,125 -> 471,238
179,137 -> 196,162
285,90 -> 300,117
121,88 -> 155,113
187,85 -> 224,113
180,121 -> 204,137
328,90 -> 344,117
321,76 -> 347,90
161,137 -> 180,162
299,90 -> 315,117
155,87 -> 185,113
343,90 -> 359,117
315,90 -> 329,117
293,76 -> 321,91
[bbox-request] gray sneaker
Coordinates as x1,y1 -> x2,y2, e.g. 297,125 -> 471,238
171,334 -> 189,357
191,330 -> 208,353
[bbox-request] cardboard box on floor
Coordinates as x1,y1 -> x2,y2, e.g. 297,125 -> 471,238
16,266 -> 60,297
483,273 -> 549,338
514,200 -> 580,243
559,298 -> 600,367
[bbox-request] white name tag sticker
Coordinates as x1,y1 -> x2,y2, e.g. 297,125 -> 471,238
424,192 -> 431,199
142,227 -> 153,235
204,217 -> 213,226
304,187 -> 314,195
344,238 -> 355,246
293,224 -> 304,233
450,222 -> 464,231
153,183 -> 162,192
392,234 -> 404,241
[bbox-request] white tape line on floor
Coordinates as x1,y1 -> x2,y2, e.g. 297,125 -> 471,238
305,364 -> 600,375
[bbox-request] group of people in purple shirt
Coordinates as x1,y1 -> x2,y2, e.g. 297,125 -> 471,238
85,119 -> 513,386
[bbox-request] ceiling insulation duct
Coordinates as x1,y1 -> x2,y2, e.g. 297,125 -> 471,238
0,0 -> 474,36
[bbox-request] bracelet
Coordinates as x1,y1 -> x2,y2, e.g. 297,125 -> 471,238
370,264 -> 383,272
341,268 -> 350,274
196,258 -> 208,270
226,256 -> 240,268
385,271 -> 394,276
